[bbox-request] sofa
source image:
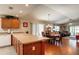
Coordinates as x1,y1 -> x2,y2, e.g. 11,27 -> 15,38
76,34 -> 79,40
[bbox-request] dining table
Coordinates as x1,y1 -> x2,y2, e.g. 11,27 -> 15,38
46,32 -> 62,44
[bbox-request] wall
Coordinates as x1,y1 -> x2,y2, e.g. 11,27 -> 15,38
29,20 -> 53,33
11,19 -> 31,34
27,14 -> 54,32
60,23 -> 69,32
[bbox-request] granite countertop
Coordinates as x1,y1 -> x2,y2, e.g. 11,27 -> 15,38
0,31 -> 25,34
0,32 -> 10,35
12,33 -> 49,44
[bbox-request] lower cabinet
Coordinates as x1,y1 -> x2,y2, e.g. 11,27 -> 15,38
0,34 -> 11,47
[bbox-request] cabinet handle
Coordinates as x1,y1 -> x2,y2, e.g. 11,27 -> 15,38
32,46 -> 35,51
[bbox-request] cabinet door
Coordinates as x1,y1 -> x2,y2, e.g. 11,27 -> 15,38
11,19 -> 19,28
12,36 -> 17,48
23,42 -> 42,55
2,18 -> 11,29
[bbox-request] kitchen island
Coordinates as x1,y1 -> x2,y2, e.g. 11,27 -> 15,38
11,33 -> 49,55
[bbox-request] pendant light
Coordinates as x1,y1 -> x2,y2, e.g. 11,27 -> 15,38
46,14 -> 51,28
69,19 -> 72,25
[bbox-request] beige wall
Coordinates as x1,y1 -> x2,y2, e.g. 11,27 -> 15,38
11,19 -> 31,33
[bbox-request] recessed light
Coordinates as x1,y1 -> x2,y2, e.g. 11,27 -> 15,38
25,4 -> 29,7
19,10 -> 23,13
16,15 -> 19,17
9,6 -> 13,10
69,23 -> 72,25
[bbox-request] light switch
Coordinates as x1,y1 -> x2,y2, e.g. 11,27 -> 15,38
32,46 -> 35,51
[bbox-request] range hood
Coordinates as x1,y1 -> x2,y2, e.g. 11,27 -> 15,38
0,15 -> 18,19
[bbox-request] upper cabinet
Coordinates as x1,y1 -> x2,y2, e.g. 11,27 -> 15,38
1,18 -> 20,29
2,18 -> 11,29
11,19 -> 20,29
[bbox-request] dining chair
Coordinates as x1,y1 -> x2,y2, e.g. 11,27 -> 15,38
55,37 -> 62,46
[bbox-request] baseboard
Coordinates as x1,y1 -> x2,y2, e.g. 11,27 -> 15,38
0,45 -> 11,48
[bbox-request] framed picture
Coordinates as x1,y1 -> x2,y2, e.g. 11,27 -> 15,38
23,22 -> 28,27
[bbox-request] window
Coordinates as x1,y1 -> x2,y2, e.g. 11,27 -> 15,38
75,26 -> 79,34
53,25 -> 60,31
70,26 -> 75,36
32,24 -> 37,36
32,23 -> 44,37
69,26 -> 79,36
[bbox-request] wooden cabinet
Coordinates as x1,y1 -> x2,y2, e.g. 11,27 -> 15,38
1,18 -> 19,29
11,19 -> 19,29
11,35 -> 20,54
2,18 -> 11,29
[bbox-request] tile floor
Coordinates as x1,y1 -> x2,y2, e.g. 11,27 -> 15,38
0,46 -> 16,55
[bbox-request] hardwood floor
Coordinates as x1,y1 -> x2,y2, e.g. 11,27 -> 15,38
0,37 -> 79,55
45,37 -> 79,55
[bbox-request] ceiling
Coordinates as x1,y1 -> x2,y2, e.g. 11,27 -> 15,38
0,4 -> 39,17
0,4 -> 79,24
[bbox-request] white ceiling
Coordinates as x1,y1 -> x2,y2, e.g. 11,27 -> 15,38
0,4 -> 79,24
0,4 -> 39,17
